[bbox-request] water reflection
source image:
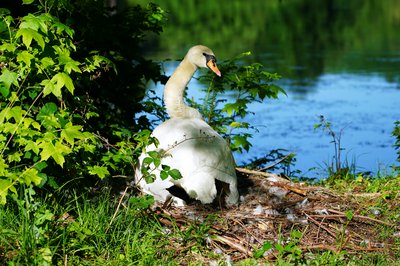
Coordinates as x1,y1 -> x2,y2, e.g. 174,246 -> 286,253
130,0 -> 400,176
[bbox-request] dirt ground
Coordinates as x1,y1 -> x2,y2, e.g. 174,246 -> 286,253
154,169 -> 399,263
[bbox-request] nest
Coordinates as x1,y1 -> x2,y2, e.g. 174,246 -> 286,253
152,168 -> 399,263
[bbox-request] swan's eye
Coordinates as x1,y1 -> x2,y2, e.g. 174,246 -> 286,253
203,53 -> 217,65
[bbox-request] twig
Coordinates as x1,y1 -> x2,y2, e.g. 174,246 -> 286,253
272,182 -> 307,196
305,213 -> 337,239
106,186 -> 129,233
300,244 -> 338,253
213,235 -> 253,257
326,209 -> 393,227
258,153 -> 295,171
235,167 -> 281,179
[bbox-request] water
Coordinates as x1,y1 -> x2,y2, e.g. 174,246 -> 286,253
144,57 -> 399,178
242,72 -> 399,176
138,0 -> 400,178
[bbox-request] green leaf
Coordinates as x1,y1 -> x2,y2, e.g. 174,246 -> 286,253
160,170 -> 168,180
0,69 -> 19,91
7,151 -> 22,163
345,210 -> 354,221
129,195 -> 155,209
232,135 -> 251,152
41,56 -> 55,66
222,103 -> 237,116
19,13 -> 48,34
52,21 -> 75,38
15,28 -> 45,50
9,106 -> 25,123
147,151 -> 159,159
43,73 -> 75,97
37,103 -> 60,128
57,72 -> 75,94
17,50 -> 34,67
0,179 -> 16,205
229,121 -> 241,128
61,122 -> 84,145
142,157 -> 153,166
0,85 -> 8,98
168,169 -> 182,180
64,60 -> 82,74
37,102 -> 57,118
25,140 -> 40,155
253,241 -> 273,259
88,165 -> 110,179
39,141 -> 71,167
22,168 -> 42,185
22,0 -> 35,4
41,79 -> 59,97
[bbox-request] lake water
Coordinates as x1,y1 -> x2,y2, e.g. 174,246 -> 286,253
145,54 -> 399,179
139,0 -> 400,178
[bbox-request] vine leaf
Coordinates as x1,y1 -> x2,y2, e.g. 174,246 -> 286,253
22,168 -> 42,185
38,141 -> 71,167
0,179 -> 17,205
61,122 -> 84,145
0,69 -> 19,93
15,28 -> 45,50
17,51 -> 35,67
42,72 -> 75,97
88,165 -> 110,179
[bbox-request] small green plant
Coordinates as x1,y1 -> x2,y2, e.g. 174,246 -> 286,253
140,149 -> 182,184
195,52 -> 286,153
314,115 -> 355,178
254,229 -> 305,264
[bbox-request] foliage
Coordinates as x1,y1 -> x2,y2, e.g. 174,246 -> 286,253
313,115 -> 358,179
0,187 -> 172,265
194,51 -> 285,153
0,1 -> 166,204
136,0 -> 400,85
254,230 -> 304,263
2,176 -> 399,264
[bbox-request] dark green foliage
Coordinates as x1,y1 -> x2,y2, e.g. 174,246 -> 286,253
0,0 -> 165,203
195,52 -> 285,153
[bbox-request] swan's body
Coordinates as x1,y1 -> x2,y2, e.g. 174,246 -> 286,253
135,45 -> 239,206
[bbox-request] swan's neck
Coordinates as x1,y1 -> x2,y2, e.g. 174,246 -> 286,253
164,58 -> 202,119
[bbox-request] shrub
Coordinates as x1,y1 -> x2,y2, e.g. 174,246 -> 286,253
0,1 -> 164,204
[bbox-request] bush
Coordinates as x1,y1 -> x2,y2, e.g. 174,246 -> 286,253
0,0 -> 164,204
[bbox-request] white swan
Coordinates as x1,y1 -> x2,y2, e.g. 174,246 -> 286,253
135,45 -> 239,206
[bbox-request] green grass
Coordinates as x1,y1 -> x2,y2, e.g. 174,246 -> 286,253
1,171 -> 399,265
0,187 -> 178,265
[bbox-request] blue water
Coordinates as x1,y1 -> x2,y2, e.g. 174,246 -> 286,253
143,56 -> 399,178
241,73 -> 399,177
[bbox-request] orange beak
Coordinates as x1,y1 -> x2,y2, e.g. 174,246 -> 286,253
207,59 -> 221,77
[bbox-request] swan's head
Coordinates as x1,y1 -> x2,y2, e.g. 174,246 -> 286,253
186,45 -> 221,77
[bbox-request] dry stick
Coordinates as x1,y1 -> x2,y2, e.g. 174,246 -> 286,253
236,167 -> 280,178
213,235 -> 253,257
272,182 -> 307,196
258,153 -> 295,171
235,167 -> 307,196
107,186 -> 129,233
326,209 -> 394,227
300,244 -> 338,253
304,213 -> 338,240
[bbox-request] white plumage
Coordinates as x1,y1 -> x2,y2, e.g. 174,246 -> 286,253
135,45 -> 239,206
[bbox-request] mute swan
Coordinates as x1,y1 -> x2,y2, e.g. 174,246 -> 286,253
135,45 -> 239,206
